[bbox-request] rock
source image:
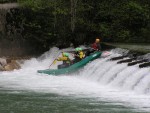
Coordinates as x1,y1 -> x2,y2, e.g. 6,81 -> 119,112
0,65 -> 5,71
0,58 -> 6,71
4,60 -> 21,71
0,58 -> 7,67
0,58 -> 21,71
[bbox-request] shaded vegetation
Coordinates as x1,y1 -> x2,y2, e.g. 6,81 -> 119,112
5,0 -> 150,50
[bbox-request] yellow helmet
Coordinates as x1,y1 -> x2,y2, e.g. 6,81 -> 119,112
96,38 -> 100,43
75,47 -> 82,52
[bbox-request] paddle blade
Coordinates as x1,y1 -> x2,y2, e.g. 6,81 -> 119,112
53,60 -> 57,65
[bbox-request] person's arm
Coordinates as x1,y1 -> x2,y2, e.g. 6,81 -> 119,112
57,57 -> 62,61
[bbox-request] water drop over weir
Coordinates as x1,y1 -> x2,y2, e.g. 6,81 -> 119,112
0,47 -> 150,112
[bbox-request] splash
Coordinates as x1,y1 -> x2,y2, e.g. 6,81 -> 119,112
0,47 -> 150,112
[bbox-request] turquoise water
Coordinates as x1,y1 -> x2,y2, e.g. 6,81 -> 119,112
0,90 -> 141,113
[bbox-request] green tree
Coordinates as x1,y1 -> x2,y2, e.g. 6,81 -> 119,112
16,0 -> 150,50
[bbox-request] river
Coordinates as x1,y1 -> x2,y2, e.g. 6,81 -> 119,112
0,47 -> 150,113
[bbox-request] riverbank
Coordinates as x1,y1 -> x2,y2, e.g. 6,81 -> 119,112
0,57 -> 21,71
103,43 -> 150,54
0,54 -> 39,71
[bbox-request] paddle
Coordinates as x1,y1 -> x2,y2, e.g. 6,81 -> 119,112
48,47 -> 99,68
49,51 -> 61,68
49,49 -> 74,68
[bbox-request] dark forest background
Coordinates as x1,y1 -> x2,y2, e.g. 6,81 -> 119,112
0,0 -> 150,51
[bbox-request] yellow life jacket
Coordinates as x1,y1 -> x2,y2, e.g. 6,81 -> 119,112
57,56 -> 70,64
79,51 -> 85,59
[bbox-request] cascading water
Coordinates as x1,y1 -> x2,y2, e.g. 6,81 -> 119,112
0,47 -> 150,112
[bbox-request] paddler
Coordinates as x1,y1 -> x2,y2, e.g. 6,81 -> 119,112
73,47 -> 85,63
91,38 -> 101,51
86,38 -> 101,56
57,52 -> 71,69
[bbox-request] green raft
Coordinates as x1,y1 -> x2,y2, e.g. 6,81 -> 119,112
37,51 -> 102,75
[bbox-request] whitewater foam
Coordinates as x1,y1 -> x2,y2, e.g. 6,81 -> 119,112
0,47 -> 150,111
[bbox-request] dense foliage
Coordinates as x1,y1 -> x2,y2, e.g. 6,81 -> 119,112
16,0 -> 150,49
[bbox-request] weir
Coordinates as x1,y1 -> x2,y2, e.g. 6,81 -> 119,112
80,48 -> 150,94
128,59 -> 148,66
110,55 -> 128,61
139,62 -> 150,68
117,58 -> 136,64
108,48 -> 150,68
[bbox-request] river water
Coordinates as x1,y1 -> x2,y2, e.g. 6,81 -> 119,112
0,47 -> 150,113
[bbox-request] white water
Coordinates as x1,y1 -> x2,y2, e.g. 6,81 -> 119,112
0,47 -> 150,112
